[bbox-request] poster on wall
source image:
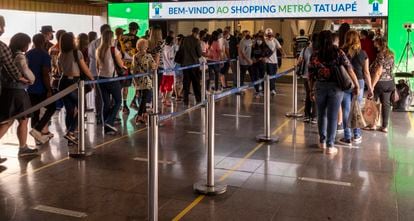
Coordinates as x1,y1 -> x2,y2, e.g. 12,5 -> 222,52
108,3 -> 149,37
149,0 -> 388,20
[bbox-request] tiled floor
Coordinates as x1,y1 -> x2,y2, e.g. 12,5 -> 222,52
1,64 -> 414,220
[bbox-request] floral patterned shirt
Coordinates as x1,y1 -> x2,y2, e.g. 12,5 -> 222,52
308,48 -> 352,82
131,53 -> 155,90
370,52 -> 394,81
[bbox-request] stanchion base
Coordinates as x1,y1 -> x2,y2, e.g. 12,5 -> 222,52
69,150 -> 93,158
285,112 -> 304,118
193,181 -> 227,195
256,135 -> 279,143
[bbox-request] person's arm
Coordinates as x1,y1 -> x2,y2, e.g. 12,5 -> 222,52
363,58 -> 374,97
79,58 -> 94,80
16,54 -> 35,84
371,65 -> 382,89
371,54 -> 384,89
196,39 -> 203,59
115,49 -> 126,69
275,39 -> 286,56
77,51 -> 93,80
340,50 -> 359,95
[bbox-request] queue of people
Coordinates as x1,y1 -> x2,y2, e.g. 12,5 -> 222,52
299,24 -> 394,155
0,13 -> 395,163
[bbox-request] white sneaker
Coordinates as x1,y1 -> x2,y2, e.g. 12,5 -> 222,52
271,90 -> 276,96
29,129 -> 49,144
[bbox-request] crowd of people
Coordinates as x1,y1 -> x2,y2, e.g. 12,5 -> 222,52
0,13 -> 395,163
298,23 -> 394,154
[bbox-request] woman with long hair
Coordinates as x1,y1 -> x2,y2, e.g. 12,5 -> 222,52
148,25 -> 164,89
96,30 -> 125,135
58,33 -> 94,145
131,39 -> 156,125
207,31 -> 222,91
77,33 -> 90,65
0,33 -> 38,157
309,30 -> 359,154
339,30 -> 374,145
370,38 -> 395,133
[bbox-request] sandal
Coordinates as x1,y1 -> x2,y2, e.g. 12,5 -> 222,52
378,127 -> 388,133
363,126 -> 376,131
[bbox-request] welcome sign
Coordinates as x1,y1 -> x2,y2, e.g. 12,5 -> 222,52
149,0 -> 388,20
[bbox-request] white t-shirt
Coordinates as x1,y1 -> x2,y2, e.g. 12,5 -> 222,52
265,38 -> 282,64
96,47 -> 121,78
239,38 -> 253,66
162,45 -> 176,76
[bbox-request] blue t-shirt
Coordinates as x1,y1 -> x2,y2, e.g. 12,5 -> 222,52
26,48 -> 51,94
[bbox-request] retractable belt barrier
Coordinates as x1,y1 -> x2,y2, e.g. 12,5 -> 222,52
147,65 -> 295,221
1,55 -> 296,221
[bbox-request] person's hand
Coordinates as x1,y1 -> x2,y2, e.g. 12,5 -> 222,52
18,77 -> 30,84
310,91 -> 316,102
46,90 -> 52,98
248,59 -> 253,65
352,86 -> 360,96
367,88 -> 374,99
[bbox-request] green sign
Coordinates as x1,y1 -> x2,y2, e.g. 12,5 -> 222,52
108,3 -> 149,38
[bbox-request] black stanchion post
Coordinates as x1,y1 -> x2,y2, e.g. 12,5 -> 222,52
194,93 -> 227,195
286,69 -> 303,118
70,80 -> 87,158
256,75 -> 279,143
148,113 -> 159,221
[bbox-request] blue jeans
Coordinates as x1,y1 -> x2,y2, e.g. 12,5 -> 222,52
266,63 -> 278,91
99,78 -> 122,127
342,79 -> 365,140
316,82 -> 344,147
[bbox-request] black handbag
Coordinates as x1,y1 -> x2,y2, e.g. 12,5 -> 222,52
73,50 -> 93,93
331,64 -> 354,91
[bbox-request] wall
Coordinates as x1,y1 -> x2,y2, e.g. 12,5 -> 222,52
0,0 -> 104,16
0,9 -> 105,44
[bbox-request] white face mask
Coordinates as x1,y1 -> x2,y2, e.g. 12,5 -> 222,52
256,40 -> 263,45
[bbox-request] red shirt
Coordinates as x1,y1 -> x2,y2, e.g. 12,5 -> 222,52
360,38 -> 376,65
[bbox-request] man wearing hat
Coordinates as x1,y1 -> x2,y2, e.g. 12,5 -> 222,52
40,25 -> 55,51
119,22 -> 140,113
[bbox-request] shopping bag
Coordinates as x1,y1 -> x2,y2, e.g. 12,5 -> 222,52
348,97 -> 366,128
363,99 -> 380,127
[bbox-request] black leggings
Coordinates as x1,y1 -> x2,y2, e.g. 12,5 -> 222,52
138,89 -> 150,116
374,80 -> 395,128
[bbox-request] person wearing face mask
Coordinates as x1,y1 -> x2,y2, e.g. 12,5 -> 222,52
40,25 -> 55,52
238,30 -> 253,87
251,34 -> 271,98
264,28 -> 284,95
